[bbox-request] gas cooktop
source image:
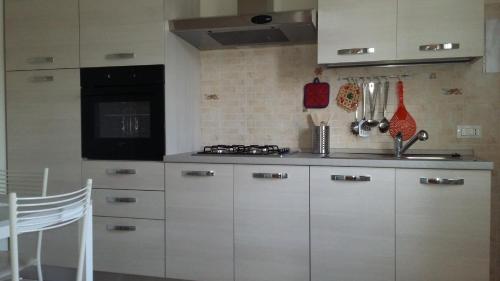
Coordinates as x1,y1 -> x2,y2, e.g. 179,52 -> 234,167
196,145 -> 291,156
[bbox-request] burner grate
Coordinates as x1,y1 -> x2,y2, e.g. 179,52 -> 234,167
199,145 -> 290,156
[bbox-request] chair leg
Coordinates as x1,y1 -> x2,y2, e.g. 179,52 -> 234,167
36,260 -> 43,281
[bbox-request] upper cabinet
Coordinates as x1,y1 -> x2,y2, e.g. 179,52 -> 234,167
397,0 -> 484,61
318,0 -> 398,65
5,0 -> 79,71
80,0 -> 165,67
200,0 -> 317,17
273,0 -> 317,12
318,0 -> 485,66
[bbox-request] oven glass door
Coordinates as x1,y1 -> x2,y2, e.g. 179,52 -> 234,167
82,87 -> 164,160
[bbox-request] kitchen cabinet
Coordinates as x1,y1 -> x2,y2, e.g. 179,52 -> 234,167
397,0 -> 484,61
165,163 -> 234,281
200,0 -> 316,17
234,165 -> 309,281
396,169 -> 490,281
311,167 -> 396,281
79,0 -> 165,67
5,0 -> 79,71
273,0 -> 317,12
93,217 -> 165,277
83,160 -> 166,277
6,69 -> 81,267
318,0 -> 398,65
318,0 -> 484,65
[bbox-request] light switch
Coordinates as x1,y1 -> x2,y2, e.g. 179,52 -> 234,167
457,125 -> 482,139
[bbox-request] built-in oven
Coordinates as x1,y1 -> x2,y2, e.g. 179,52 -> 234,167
81,65 -> 165,161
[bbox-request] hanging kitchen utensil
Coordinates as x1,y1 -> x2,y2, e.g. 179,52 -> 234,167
359,81 -> 371,138
389,81 -> 417,141
366,80 -> 380,127
304,78 -> 330,109
336,80 -> 361,112
378,80 -> 390,133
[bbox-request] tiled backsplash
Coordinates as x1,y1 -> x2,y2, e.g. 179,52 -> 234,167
200,44 -> 500,280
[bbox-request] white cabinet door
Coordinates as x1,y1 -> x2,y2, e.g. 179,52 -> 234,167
5,0 -> 79,70
165,163 -> 234,281
318,0 -> 397,65
80,0 -> 165,67
235,165 -> 309,281
6,69 -> 81,267
311,167 -> 395,281
397,0 -> 484,60
396,169 -> 490,281
273,0 -> 317,12
92,189 -> 165,219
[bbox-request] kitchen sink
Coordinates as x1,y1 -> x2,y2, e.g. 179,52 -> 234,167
324,153 -> 464,161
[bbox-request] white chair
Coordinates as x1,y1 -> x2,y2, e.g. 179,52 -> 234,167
0,179 -> 93,281
0,168 -> 49,281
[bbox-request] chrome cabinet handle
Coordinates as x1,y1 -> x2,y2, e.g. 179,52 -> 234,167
331,175 -> 371,182
106,197 -> 137,203
105,53 -> 135,60
106,225 -> 136,232
252,173 -> 288,179
27,56 -> 54,65
106,169 -> 137,175
182,171 -> 215,177
420,177 -> 464,185
29,76 -> 54,83
419,43 -> 460,52
338,48 -> 375,55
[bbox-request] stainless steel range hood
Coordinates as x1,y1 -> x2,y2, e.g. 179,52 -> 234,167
169,0 -> 317,50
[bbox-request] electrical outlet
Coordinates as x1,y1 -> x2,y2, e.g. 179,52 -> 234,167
457,125 -> 482,139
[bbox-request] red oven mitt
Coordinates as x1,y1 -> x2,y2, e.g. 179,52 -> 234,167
304,78 -> 330,109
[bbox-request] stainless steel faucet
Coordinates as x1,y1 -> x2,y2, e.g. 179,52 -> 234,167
394,130 -> 429,158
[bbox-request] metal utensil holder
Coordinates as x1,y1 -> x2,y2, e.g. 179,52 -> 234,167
312,125 -> 330,154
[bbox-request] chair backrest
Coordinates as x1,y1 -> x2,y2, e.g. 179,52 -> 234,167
0,168 -> 49,196
8,179 -> 93,281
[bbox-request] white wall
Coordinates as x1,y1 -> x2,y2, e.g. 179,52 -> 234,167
200,0 -> 237,17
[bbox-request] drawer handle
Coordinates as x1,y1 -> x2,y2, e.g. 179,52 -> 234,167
420,177 -> 464,185
419,43 -> 460,52
27,56 -> 54,65
29,76 -> 54,83
106,197 -> 137,203
252,173 -> 288,179
331,175 -> 371,182
182,171 -> 215,177
106,169 -> 137,175
337,48 -> 375,55
105,53 -> 135,60
106,225 -> 136,232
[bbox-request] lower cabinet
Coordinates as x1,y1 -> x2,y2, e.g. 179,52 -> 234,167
396,169 -> 491,281
234,165 -> 310,281
93,217 -> 165,277
310,167 -> 396,281
165,163 -> 234,281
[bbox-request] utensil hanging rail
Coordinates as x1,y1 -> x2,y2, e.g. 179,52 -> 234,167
337,74 -> 411,82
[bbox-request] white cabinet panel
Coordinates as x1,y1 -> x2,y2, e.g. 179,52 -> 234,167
80,0 -> 165,67
6,69 -> 81,267
397,0 -> 484,60
274,0 -> 317,11
165,163 -> 234,281
235,165 -> 309,281
318,0 -> 397,65
396,169 -> 490,281
82,161 -> 164,191
311,167 -> 395,281
93,217 -> 165,277
5,0 -> 79,70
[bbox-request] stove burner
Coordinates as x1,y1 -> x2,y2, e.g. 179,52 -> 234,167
200,145 -> 290,156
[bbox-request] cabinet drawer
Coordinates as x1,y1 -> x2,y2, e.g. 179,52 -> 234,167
92,189 -> 164,219
79,0 -> 165,67
83,161 -> 164,190
93,217 -> 165,277
5,0 -> 79,70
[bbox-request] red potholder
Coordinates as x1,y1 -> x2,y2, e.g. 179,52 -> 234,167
304,78 -> 330,109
